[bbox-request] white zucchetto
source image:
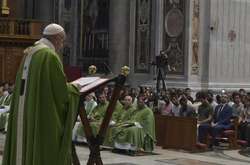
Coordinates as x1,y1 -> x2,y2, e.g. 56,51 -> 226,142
43,23 -> 64,35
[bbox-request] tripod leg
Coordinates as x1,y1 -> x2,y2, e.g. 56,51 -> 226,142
156,68 -> 160,93
160,70 -> 167,91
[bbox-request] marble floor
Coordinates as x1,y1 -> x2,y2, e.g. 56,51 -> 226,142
0,133 -> 250,165
74,145 -> 250,165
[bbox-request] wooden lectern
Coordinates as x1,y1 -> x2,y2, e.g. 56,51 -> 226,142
71,74 -> 126,165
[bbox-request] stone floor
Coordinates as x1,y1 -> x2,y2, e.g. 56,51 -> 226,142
0,133 -> 250,165
74,146 -> 250,165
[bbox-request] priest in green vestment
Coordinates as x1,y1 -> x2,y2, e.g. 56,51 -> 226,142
76,93 -> 122,144
109,95 -> 136,145
112,94 -> 156,152
2,23 -> 80,165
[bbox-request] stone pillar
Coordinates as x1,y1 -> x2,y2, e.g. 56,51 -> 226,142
109,0 -> 130,74
199,0 -> 210,89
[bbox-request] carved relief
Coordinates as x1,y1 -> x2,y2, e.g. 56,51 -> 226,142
163,0 -> 185,75
165,8 -> 184,37
191,0 -> 200,75
135,0 -> 152,73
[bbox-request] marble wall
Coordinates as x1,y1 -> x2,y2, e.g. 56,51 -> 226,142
54,0 -> 250,90
207,0 -> 250,90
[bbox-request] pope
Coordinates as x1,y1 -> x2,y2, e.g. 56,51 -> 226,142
2,23 -> 80,165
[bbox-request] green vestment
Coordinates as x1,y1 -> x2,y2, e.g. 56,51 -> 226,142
112,106 -> 156,152
76,101 -> 123,146
2,42 -> 79,165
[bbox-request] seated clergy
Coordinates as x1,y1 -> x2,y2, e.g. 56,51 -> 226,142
111,94 -> 156,152
107,95 -> 136,145
75,92 -> 122,143
116,95 -> 136,123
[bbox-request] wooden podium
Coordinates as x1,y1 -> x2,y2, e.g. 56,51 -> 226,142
72,75 -> 126,165
155,114 -> 197,151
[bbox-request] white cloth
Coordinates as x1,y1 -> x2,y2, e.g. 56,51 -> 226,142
0,108 -> 8,113
114,142 -> 136,151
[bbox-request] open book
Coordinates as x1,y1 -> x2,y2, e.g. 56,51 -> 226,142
71,77 -> 110,93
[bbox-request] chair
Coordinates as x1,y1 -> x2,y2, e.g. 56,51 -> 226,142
204,117 -> 240,149
222,117 -> 239,149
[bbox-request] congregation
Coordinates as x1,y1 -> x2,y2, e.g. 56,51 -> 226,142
1,80 -> 250,152
73,85 -> 250,152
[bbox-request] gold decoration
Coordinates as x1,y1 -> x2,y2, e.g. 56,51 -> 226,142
88,65 -> 97,75
121,66 -> 130,77
1,0 -> 10,15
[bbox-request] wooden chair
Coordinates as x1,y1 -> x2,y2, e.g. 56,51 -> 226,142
204,117 -> 240,149
222,117 -> 239,149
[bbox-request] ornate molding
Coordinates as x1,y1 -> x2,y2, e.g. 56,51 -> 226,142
134,0 -> 152,73
163,0 -> 186,75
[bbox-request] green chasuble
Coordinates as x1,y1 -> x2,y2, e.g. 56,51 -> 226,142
89,101 -> 109,121
2,40 -> 80,165
76,101 -> 123,146
116,105 -> 136,124
89,100 -> 123,123
108,105 -> 136,145
111,106 -> 156,152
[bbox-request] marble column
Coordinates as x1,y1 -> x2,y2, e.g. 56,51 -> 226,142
109,0 -> 130,74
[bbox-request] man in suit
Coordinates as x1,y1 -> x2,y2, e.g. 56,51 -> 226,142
211,93 -> 233,142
